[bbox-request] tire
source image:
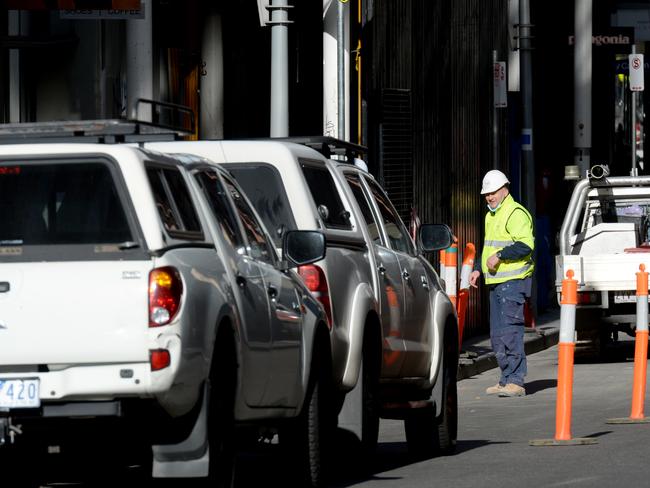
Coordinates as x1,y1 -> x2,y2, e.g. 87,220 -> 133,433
359,335 -> 380,463
206,335 -> 237,488
404,350 -> 457,457
283,336 -> 335,488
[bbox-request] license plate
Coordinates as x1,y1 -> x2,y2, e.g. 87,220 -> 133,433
614,292 -> 650,304
0,379 -> 40,409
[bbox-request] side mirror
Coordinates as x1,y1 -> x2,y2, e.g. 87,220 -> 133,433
419,224 -> 453,252
281,230 -> 326,269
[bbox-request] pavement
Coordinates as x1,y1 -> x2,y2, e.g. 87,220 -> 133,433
457,306 -> 561,380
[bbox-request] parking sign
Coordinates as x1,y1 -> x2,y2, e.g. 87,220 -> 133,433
629,54 -> 644,91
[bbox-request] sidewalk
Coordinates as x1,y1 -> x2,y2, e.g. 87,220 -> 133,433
458,307 -> 561,380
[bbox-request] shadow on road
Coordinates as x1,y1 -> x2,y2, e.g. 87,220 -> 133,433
524,379 -> 557,395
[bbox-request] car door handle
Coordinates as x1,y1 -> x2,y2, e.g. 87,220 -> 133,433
420,275 -> 430,290
377,264 -> 386,275
0,282 -> 9,293
402,270 -> 411,281
236,275 -> 246,288
268,285 -> 278,301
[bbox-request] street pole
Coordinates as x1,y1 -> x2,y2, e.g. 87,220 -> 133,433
493,50 -> 499,169
519,0 -> 537,318
519,0 -> 536,219
337,0 -> 346,140
574,0 -> 592,178
631,45 -> 638,176
126,0 -> 152,122
269,0 -> 291,137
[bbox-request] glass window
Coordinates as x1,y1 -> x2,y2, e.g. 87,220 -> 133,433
227,164 -> 297,247
221,174 -> 276,264
344,173 -> 382,244
0,162 -> 132,245
365,178 -> 414,255
195,170 -> 244,249
146,166 -> 202,237
300,162 -> 352,230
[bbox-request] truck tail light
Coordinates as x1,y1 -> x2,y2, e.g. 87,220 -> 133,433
298,264 -> 333,328
150,349 -> 171,371
149,267 -> 183,327
578,292 -> 600,305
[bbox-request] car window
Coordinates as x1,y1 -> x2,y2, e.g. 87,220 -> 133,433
227,163 -> 297,247
0,161 -> 132,246
221,174 -> 276,265
300,161 -> 352,230
344,172 -> 382,244
365,178 -> 415,255
146,166 -> 203,238
195,169 -> 245,250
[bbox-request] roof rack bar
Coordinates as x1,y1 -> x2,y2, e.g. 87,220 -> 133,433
0,100 -> 195,145
243,136 -> 367,164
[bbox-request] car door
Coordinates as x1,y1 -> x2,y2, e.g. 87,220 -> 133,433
363,177 -> 432,378
220,172 -> 304,408
194,168 -> 272,407
343,172 -> 406,377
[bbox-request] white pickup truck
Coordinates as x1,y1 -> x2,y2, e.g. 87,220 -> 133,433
556,171 -> 650,353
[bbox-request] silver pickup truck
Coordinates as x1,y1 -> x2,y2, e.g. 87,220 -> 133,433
556,169 -> 650,354
146,138 -> 460,464
0,136 -> 330,487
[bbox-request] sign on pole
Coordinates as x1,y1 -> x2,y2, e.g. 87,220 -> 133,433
629,53 -> 645,91
493,61 -> 507,107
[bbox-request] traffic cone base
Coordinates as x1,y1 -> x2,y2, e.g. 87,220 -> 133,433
529,438 -> 598,447
605,417 -> 650,424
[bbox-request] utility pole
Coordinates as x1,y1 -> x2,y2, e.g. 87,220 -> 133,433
574,0 -> 592,178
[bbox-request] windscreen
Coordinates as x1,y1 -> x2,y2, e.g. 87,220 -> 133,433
0,161 -> 133,246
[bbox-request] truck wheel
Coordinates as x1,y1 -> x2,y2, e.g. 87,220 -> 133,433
283,336 -> 335,487
404,352 -> 457,457
207,336 -> 237,488
360,334 -> 380,462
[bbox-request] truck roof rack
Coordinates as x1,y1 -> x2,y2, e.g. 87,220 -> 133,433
0,99 -> 194,145
262,136 -> 367,163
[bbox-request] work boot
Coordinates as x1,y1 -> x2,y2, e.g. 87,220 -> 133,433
485,383 -> 504,395
498,383 -> 526,397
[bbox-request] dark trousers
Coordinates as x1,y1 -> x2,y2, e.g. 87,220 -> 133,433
489,277 -> 532,387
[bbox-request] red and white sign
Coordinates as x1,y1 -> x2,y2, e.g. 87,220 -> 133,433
629,54 -> 645,91
493,61 -> 507,108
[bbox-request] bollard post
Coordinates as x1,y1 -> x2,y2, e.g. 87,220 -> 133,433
530,269 -> 597,446
444,243 -> 458,307
606,263 -> 650,424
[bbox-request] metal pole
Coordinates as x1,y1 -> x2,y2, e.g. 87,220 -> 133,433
631,45 -> 638,176
126,0 -> 152,121
270,0 -> 290,137
493,50 -> 499,168
520,0 -> 535,218
8,11 -> 23,123
200,8 -> 224,139
337,0 -> 346,140
574,0 -> 592,178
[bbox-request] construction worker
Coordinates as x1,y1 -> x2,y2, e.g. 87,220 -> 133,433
469,169 -> 535,397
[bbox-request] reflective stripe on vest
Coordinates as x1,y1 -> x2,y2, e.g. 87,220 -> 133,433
482,194 -> 535,285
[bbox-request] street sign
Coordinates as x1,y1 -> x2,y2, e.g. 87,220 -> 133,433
493,61 -> 507,108
629,53 -> 645,91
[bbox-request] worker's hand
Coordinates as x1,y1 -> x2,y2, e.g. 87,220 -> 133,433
469,270 -> 480,288
486,253 -> 501,272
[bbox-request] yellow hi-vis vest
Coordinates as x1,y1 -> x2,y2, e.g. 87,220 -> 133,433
481,194 -> 535,285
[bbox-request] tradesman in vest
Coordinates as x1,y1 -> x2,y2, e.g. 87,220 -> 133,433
469,169 -> 535,397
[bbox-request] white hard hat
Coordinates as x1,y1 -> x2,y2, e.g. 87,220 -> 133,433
480,169 -> 510,194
